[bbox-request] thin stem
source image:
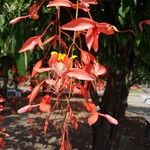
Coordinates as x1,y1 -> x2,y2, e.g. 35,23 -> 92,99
72,0 -> 79,43
57,7 -> 61,50
87,10 -> 93,19
41,20 -> 55,37
38,0 -> 46,8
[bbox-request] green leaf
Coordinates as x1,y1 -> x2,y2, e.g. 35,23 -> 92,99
16,54 -> 27,75
0,14 -> 5,29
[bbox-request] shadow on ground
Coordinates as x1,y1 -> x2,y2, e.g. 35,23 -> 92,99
2,113 -> 92,150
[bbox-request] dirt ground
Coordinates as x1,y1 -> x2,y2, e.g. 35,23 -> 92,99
122,114 -> 150,150
1,96 -> 150,150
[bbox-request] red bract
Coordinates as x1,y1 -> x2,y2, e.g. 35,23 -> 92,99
139,19 -> 150,31
81,0 -> 98,5
43,35 -> 68,49
78,0 -> 98,12
62,18 -> 117,51
39,95 -> 51,113
47,0 -> 74,8
83,101 -> 96,113
39,103 -> 51,113
99,113 -> 118,125
64,140 -> 72,150
0,97 -> 4,103
17,104 -> 39,114
47,0 -> 97,12
102,114 -> 118,125
9,1 -> 43,25
31,59 -> 43,78
19,36 -> 43,53
69,107 -> 78,129
88,112 -> 99,126
29,82 -> 43,104
0,105 -> 4,112
61,17 -> 95,31
0,137 -> 5,148
29,3 -> 40,19
9,15 -> 30,25
66,68 -> 94,80
44,117 -> 49,134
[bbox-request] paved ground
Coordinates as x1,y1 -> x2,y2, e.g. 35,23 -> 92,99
127,89 -> 150,117
1,89 -> 150,150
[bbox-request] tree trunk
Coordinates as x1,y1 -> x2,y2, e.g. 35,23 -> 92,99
91,71 -> 129,150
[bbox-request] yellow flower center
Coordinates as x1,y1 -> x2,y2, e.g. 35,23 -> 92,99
51,51 -> 77,61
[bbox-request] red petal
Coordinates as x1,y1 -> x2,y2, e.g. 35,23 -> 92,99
34,67 -> 53,73
139,19 -> 150,31
83,101 -> 96,112
39,102 -> 51,113
88,112 -> 98,126
64,140 -> 72,150
81,50 -> 91,65
102,114 -> 118,125
67,68 -> 94,80
70,115 -> 78,129
96,23 -> 115,35
0,97 -> 5,103
44,117 -> 49,134
93,63 -> 107,76
47,0 -> 73,7
0,105 -> 4,112
37,38 -> 44,50
29,84 -> 41,104
82,0 -> 98,5
31,60 -> 43,78
9,15 -> 29,25
92,33 -> 99,52
61,17 -> 95,31
29,4 -> 39,17
43,35 -> 56,45
17,105 -> 31,114
19,36 -> 40,52
45,79 -> 56,85
86,29 -> 94,50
